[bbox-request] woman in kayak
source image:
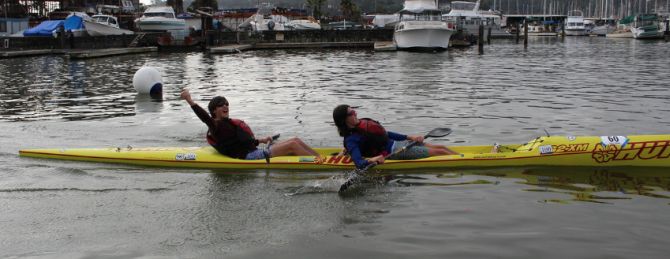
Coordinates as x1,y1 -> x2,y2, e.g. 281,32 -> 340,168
181,89 -> 324,163
332,104 -> 458,169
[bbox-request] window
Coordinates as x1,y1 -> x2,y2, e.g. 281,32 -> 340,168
0,21 -> 6,33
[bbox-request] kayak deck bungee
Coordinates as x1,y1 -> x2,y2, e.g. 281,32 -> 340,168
18,135 -> 670,169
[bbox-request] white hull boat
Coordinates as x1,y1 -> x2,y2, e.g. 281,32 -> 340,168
84,15 -> 133,36
565,10 -> 587,36
135,6 -> 186,32
394,0 -> 454,51
442,1 -> 511,40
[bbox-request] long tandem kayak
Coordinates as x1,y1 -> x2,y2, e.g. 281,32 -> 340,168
18,135 -> 670,169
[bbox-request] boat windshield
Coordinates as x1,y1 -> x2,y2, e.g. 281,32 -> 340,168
94,16 -> 109,23
401,11 -> 443,21
451,2 -> 476,11
145,12 -> 175,19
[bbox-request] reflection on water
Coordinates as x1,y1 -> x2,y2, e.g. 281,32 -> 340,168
268,165 -> 670,203
389,166 -> 670,203
134,95 -> 164,113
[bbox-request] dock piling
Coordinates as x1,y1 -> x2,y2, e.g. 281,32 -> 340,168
487,27 -> 491,45
478,25 -> 484,54
665,20 -> 669,42
523,20 -> 528,49
515,23 -> 520,44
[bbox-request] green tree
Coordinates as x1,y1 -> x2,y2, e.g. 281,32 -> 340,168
340,0 -> 360,21
306,0 -> 326,18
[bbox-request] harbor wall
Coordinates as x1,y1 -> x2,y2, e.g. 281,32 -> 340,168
1,29 -> 394,51
206,29 -> 394,45
1,32 -> 164,51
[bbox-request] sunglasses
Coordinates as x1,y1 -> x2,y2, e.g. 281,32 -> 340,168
217,101 -> 229,107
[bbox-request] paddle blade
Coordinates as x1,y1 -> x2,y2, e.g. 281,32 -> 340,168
339,168 -> 368,193
339,173 -> 359,193
424,128 -> 452,138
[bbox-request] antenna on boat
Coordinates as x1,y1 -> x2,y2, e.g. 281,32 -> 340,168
543,128 -> 551,137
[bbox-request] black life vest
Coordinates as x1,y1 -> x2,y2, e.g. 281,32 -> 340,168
350,118 -> 389,157
207,118 -> 257,159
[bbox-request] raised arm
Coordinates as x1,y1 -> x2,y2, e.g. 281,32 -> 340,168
181,89 -> 214,129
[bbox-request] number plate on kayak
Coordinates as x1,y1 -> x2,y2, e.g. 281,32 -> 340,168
600,136 -> 628,148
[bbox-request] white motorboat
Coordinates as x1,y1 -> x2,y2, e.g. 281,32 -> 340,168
84,14 -> 134,36
135,6 -> 187,32
393,0 -> 454,51
442,0 -> 511,40
565,10 -> 587,36
286,18 -> 321,30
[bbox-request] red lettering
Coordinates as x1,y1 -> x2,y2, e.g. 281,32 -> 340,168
327,156 -> 343,164
342,156 -> 353,164
638,141 -> 668,160
613,142 -> 643,161
659,142 -> 670,158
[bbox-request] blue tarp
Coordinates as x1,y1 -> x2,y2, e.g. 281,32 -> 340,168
23,20 -> 64,37
64,15 -> 84,31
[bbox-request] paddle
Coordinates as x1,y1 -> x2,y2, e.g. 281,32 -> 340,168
264,134 -> 281,164
338,127 -> 453,193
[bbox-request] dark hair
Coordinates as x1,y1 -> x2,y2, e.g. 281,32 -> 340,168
333,104 -> 351,137
208,96 -> 228,118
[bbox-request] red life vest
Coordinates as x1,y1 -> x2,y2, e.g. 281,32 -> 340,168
207,118 -> 257,159
352,118 -> 389,157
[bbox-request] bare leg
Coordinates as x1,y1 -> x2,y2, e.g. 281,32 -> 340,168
424,142 -> 459,155
269,138 -> 324,163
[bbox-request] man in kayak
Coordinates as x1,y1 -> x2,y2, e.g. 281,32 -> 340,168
181,89 -> 324,163
332,104 -> 458,169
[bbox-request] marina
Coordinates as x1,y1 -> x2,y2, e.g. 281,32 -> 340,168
2,0 -> 670,258
2,1 -> 669,59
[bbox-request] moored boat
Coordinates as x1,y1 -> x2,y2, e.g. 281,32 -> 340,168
631,13 -> 664,39
19,135 -> 670,170
442,0 -> 511,40
135,6 -> 187,32
393,0 -> 454,51
606,15 -> 634,38
84,14 -> 134,36
565,10 -> 587,36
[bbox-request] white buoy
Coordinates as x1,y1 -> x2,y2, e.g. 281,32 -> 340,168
132,67 -> 163,97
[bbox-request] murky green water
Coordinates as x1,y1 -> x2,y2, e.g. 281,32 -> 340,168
1,37 -> 670,258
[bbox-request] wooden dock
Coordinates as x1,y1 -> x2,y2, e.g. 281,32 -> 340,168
209,44 -> 253,54
0,49 -> 63,58
1,47 -> 157,59
373,41 -> 397,51
209,42 -> 376,54
66,47 -> 157,59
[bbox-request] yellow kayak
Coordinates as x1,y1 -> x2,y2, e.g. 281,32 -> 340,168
19,135 -> 670,169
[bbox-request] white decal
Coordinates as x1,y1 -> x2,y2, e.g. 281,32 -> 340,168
539,145 -> 553,155
567,136 -> 576,141
600,136 -> 628,148
175,153 -> 197,161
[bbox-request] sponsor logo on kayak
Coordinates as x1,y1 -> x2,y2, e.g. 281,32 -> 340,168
592,140 -> 670,163
551,143 -> 589,153
326,155 -> 353,164
175,153 -> 197,161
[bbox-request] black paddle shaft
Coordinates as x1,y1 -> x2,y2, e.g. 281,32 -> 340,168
339,128 -> 452,192
360,127 -> 452,171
